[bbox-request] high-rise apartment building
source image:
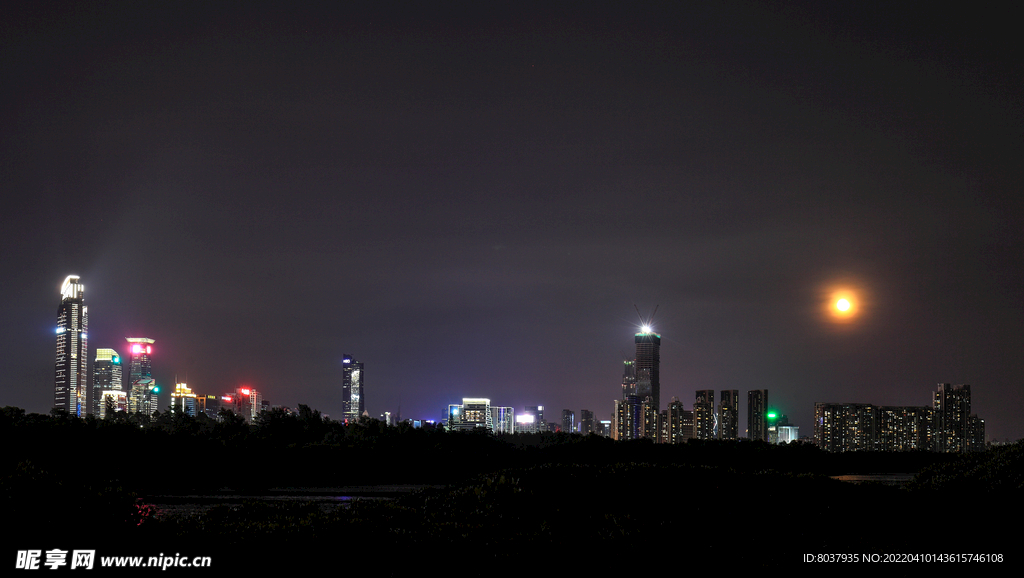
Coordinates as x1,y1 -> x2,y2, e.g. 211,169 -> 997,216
813,403 -> 876,451
341,354 -> 364,423
694,390 -> 715,440
718,390 -> 739,440
92,348 -> 122,417
747,389 -> 768,441
634,329 -> 661,411
621,360 -> 637,399
933,383 -> 972,453
615,395 -> 641,440
667,397 -> 693,444
54,275 -> 88,416
126,338 -> 157,417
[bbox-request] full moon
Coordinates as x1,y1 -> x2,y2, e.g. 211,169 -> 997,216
836,299 -> 850,311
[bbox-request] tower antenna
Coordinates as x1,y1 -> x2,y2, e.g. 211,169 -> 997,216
634,304 -> 659,329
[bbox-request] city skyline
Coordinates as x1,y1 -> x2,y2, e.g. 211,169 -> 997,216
2,3 -> 1022,440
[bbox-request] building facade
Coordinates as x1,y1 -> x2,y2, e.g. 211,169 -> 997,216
91,348 -> 122,417
170,382 -> 199,417
718,390 -> 739,440
634,330 -> 661,411
54,275 -> 88,416
747,389 -> 768,441
694,390 -> 715,440
126,337 -> 156,417
341,354 -> 364,423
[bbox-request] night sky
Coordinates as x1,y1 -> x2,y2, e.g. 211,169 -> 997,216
2,1 -> 1021,440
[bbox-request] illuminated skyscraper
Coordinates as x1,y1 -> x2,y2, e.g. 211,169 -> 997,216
126,337 -> 157,417
634,329 -> 661,411
54,275 -> 88,416
718,390 -> 739,440
667,397 -> 693,444
621,360 -> 637,398
561,409 -> 575,433
230,386 -> 261,422
747,389 -> 768,441
341,354 -> 364,422
170,383 -> 199,417
694,390 -> 715,440
933,383 -> 975,452
92,348 -> 122,417
490,406 -> 515,434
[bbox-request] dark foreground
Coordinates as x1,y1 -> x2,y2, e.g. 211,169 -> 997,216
3,408 -> 1020,571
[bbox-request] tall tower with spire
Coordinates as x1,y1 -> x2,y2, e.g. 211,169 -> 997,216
54,275 -> 88,415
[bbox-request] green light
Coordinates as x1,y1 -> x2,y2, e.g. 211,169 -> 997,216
767,412 -> 777,420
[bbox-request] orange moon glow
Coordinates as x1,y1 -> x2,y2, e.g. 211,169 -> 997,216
827,289 -> 859,322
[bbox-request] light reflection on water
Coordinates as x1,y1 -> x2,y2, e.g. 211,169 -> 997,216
830,473 -> 916,486
147,485 -> 433,518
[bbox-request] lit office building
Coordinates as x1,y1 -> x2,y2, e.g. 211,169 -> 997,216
561,409 -> 575,433
448,398 -> 492,431
91,348 -> 122,417
170,383 -> 199,417
126,338 -> 157,417
777,425 -> 799,444
129,378 -> 159,417
341,355 -> 364,423
523,406 -> 545,433
230,386 -> 262,423
490,406 -> 515,434
718,390 -> 738,440
54,275 -> 88,416
202,395 -> 221,420
97,390 -> 127,419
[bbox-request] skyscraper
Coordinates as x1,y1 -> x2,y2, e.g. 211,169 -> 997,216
747,389 -> 768,441
634,328 -> 661,411
667,397 -> 693,444
694,389 -> 715,440
170,383 -> 198,417
579,409 -> 595,435
54,275 -> 88,416
933,383 -> 974,452
621,359 -> 637,399
341,354 -> 364,422
126,337 -> 157,417
92,348 -> 122,417
561,409 -> 575,433
718,390 -> 739,440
